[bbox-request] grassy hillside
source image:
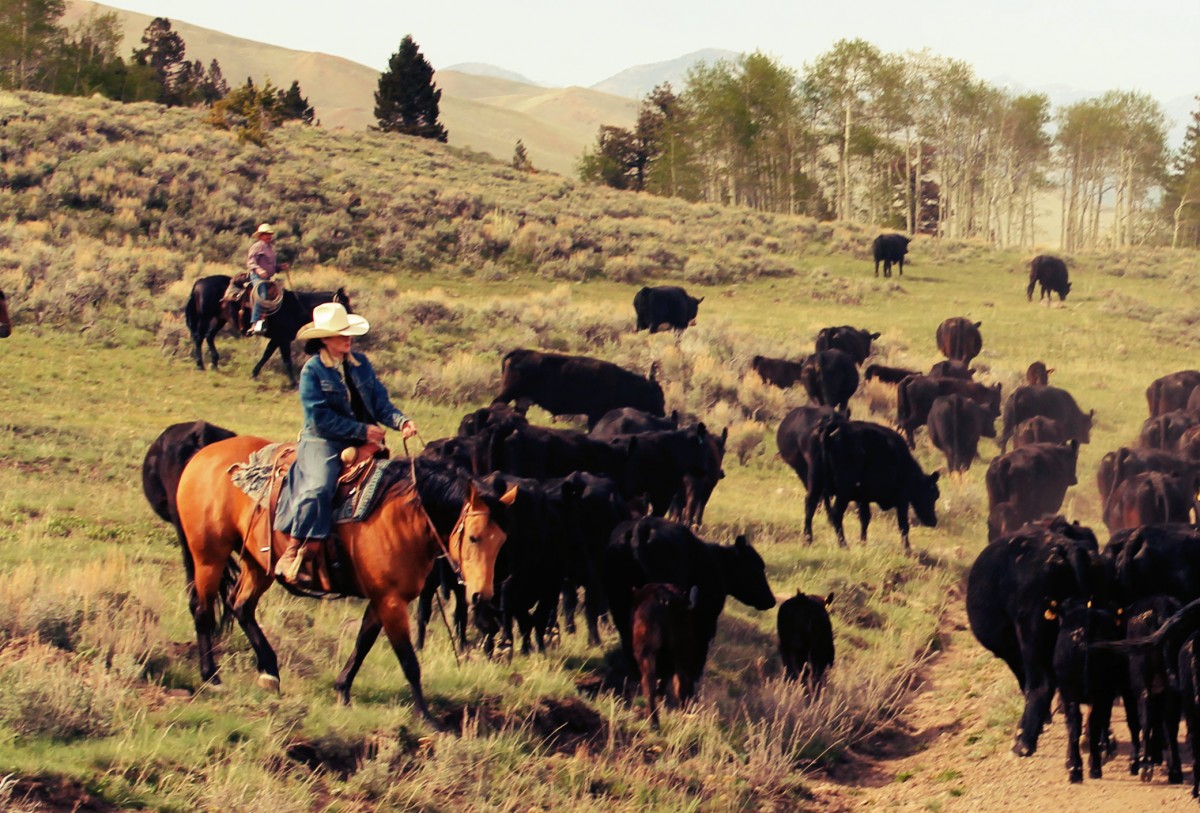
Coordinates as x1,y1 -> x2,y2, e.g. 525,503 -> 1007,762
1,90 -> 1199,811
61,1 -> 636,175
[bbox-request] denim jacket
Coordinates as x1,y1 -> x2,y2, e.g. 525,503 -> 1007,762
298,351 -> 408,444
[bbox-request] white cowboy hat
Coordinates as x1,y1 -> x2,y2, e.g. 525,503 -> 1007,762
296,302 -> 369,340
254,223 -> 276,235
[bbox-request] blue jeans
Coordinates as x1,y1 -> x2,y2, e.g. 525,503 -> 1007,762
250,277 -> 271,323
275,437 -> 343,541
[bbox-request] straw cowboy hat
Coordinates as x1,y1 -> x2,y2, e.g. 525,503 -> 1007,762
296,302 -> 369,340
254,223 -> 276,236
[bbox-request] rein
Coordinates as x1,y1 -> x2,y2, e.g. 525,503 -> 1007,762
402,433 -> 487,667
403,435 -> 470,587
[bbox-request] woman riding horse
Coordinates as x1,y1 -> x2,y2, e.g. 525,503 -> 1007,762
274,302 -> 417,584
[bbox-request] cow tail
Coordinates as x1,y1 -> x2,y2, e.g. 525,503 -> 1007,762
896,379 -> 911,435
1116,528 -> 1144,601
1064,542 -> 1094,601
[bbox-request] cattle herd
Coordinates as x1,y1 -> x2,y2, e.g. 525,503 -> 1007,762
153,242 -> 1200,794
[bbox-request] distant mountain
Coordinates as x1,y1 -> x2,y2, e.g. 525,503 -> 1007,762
60,1 -> 635,176
591,48 -> 739,100
443,63 -> 542,87
989,75 -> 1193,149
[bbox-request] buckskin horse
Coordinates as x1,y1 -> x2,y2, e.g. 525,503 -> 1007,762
183,275 -> 350,386
0,289 -> 11,338
174,435 -> 516,725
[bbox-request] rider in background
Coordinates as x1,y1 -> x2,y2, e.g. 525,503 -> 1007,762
272,302 -> 418,584
246,223 -> 289,336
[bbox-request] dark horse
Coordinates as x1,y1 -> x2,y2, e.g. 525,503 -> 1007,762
175,436 -> 516,724
184,275 -> 350,387
184,275 -> 237,370
0,289 -> 11,338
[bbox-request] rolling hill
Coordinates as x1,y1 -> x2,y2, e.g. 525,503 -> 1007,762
61,0 -> 636,175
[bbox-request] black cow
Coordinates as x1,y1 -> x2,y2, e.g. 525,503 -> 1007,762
1104,525 -> 1200,608
966,518 -> 1104,757
1097,447 -> 1200,518
1103,470 -> 1196,532
805,419 -> 940,550
1179,632 -> 1200,798
1026,361 -> 1053,386
415,559 -> 470,651
777,406 -> 843,539
872,233 -> 910,277
1011,416 -> 1066,449
604,518 -> 775,681
935,318 -> 983,363
1146,370 -> 1200,418
998,385 -> 1093,453
633,286 -> 703,333
475,422 -> 632,487
671,426 -> 727,528
552,472 -> 636,647
985,441 -> 1079,541
815,325 -> 879,366
494,349 -> 665,429
590,407 -> 679,438
1138,409 -> 1200,451
1028,255 -> 1071,302
618,423 -> 718,517
1053,600 -> 1123,782
631,583 -> 699,728
863,364 -> 919,385
896,375 -> 1002,448
927,393 -> 996,474
928,360 -> 975,380
799,349 -> 859,413
777,591 -> 835,688
751,355 -> 807,389
457,402 -> 529,439
1124,595 -> 1183,783
479,473 -> 569,655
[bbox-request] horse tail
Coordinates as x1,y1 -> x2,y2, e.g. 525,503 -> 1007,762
184,288 -> 199,335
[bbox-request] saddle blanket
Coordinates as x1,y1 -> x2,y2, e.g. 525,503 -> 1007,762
230,442 -> 398,524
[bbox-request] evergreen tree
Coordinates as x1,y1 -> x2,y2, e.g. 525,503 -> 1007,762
511,139 -> 532,171
279,79 -> 315,124
206,77 -> 284,146
132,17 -> 186,105
374,35 -> 447,141
199,58 -> 228,104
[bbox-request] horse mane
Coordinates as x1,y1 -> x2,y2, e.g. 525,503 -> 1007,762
381,456 -> 470,538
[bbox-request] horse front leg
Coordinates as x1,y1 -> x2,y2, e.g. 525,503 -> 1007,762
228,559 -> 280,692
251,340 -> 278,379
377,596 -> 441,729
334,604 -> 382,706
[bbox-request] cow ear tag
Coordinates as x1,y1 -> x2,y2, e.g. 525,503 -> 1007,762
1044,600 -> 1058,621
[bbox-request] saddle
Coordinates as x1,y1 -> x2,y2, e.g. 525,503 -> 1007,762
229,442 -> 398,596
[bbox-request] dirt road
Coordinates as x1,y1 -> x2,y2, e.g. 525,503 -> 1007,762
808,591 -> 1198,812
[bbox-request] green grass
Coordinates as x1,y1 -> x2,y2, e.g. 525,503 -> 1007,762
1,89 -> 1199,811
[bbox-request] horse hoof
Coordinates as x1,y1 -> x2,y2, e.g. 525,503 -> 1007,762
257,674 -> 281,694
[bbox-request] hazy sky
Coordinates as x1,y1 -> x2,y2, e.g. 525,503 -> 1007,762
101,0 -> 1198,102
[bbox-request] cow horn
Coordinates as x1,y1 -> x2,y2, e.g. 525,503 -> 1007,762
825,592 -> 835,606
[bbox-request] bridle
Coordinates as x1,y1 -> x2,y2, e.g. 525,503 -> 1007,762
403,436 -> 491,588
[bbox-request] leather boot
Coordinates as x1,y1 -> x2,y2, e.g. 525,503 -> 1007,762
275,537 -> 308,582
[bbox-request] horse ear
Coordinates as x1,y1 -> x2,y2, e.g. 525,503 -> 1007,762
499,484 -> 519,506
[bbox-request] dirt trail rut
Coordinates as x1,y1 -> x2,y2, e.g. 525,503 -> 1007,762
807,591 -> 1198,812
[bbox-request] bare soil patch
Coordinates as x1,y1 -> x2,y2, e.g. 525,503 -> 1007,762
806,591 -> 1198,812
